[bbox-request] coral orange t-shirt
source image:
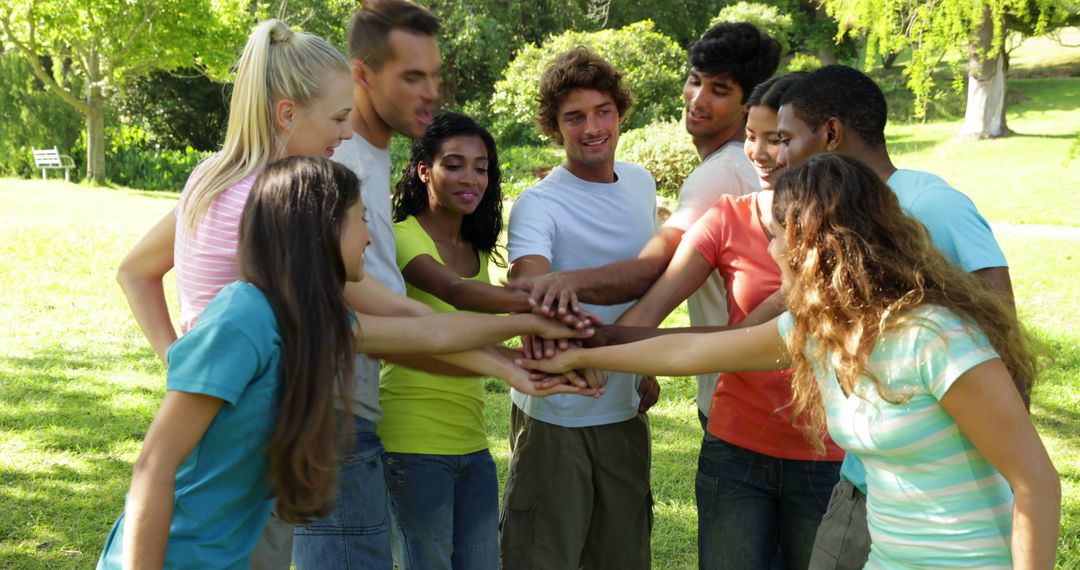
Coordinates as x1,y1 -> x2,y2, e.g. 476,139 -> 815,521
685,193 -> 844,461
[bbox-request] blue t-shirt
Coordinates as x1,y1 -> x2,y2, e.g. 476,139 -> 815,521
840,169 -> 1008,494
98,282 -> 282,570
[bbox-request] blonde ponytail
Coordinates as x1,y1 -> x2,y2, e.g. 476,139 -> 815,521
182,19 -> 350,230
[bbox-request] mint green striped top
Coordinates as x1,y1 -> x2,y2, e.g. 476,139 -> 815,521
779,307 -> 1011,568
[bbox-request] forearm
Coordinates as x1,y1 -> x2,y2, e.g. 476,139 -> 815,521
1010,480 -> 1061,569
378,353 -> 480,376
345,278 -> 434,317
585,324 -> 731,348
117,273 -> 177,362
445,281 -> 532,314
436,346 -> 519,382
123,464 -> 176,569
564,258 -> 668,306
421,313 -> 541,354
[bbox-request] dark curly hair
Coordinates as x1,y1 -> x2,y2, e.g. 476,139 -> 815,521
536,47 -> 633,144
688,22 -> 780,103
779,65 -> 888,148
393,111 -> 505,265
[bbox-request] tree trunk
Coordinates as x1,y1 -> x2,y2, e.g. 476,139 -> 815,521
815,3 -> 838,65
959,5 -> 1009,139
85,47 -> 106,184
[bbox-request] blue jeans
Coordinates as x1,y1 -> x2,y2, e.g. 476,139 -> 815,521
292,416 -> 393,570
384,450 -> 499,570
697,436 -> 841,570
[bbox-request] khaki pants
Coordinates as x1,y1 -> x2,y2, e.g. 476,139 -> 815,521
807,480 -> 870,570
499,406 -> 652,570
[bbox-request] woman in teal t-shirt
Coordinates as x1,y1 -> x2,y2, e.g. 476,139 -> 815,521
383,112 -> 558,570
98,157 -> 591,569
517,154 -> 1061,569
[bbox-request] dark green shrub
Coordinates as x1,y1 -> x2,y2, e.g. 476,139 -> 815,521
115,70 -> 229,152
616,119 -> 698,198
490,20 -> 687,146
711,2 -> 795,54
499,145 -> 563,198
105,123 -> 211,191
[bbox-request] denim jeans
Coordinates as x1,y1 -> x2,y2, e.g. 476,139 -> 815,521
696,436 -> 841,570
383,449 -> 499,570
292,416 -> 393,570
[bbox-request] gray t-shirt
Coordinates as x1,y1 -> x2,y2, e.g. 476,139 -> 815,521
508,162 -> 658,428
331,133 -> 407,422
663,142 -> 758,416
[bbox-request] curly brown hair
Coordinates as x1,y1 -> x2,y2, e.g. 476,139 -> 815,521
772,154 -> 1038,453
536,47 -> 632,144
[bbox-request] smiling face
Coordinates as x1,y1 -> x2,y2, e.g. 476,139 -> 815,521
683,69 -> 746,146
364,29 -> 441,139
776,103 -> 830,169
744,104 -> 784,190
556,88 -> 620,182
282,71 -> 354,158
339,198 -> 371,282
419,135 -> 489,216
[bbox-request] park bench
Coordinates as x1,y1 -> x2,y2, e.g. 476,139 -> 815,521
32,147 -> 76,182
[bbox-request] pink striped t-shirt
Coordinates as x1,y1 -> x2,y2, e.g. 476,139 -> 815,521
174,171 -> 261,333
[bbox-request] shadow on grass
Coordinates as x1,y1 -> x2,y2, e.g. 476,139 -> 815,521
0,342 -> 163,566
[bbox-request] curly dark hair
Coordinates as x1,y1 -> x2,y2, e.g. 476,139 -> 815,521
688,22 -> 780,103
779,65 -> 888,148
536,47 -> 633,144
393,111 -> 505,265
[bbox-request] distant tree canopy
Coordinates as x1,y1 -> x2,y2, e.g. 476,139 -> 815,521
0,0 -> 251,183
822,0 -> 1078,137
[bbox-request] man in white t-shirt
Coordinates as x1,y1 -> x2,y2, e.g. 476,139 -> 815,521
508,22 -> 781,427
500,47 -> 658,569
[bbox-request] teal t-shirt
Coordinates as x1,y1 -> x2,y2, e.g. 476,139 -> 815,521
98,281 -> 281,570
779,309 -> 1011,567
840,170 -> 1009,493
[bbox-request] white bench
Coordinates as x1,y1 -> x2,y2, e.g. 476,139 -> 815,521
32,147 -> 76,182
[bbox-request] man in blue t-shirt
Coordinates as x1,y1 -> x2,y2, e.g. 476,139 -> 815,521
774,65 -> 1017,570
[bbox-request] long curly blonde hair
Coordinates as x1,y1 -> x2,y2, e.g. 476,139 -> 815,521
772,154 -> 1038,453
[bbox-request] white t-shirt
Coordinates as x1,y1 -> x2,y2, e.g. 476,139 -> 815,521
663,141 -> 758,416
332,133 -> 407,423
508,162 -> 658,428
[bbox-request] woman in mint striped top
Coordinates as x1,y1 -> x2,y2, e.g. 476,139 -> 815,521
518,154 -> 1061,568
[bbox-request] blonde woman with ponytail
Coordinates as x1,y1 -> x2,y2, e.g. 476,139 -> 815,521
116,18 -> 353,360
113,18 -> 352,569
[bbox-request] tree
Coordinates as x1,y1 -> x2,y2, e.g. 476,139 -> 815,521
0,0 -> 251,183
823,0 -> 1076,139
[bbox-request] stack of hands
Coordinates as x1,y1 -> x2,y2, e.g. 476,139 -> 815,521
505,274 -> 661,412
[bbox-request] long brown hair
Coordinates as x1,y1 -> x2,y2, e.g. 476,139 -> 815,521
238,156 -> 358,523
772,154 -> 1038,452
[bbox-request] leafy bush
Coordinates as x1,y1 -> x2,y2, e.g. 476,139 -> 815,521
711,2 -> 795,55
616,119 -> 698,198
784,53 -> 823,73
0,53 -> 85,180
105,123 -> 211,191
499,145 -> 563,198
490,20 -> 687,146
115,70 -> 229,152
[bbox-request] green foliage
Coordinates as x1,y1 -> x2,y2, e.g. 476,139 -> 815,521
712,1 -> 795,54
0,52 -> 84,179
105,124 -> 211,191
615,119 -> 698,198
115,70 -> 229,152
784,52 -> 823,72
595,0 -> 725,46
489,21 -> 688,146
498,145 -> 564,198
822,0 -> 1077,118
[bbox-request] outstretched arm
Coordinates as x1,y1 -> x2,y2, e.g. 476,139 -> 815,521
519,317 -> 790,378
618,240 -> 714,327
355,312 -> 591,357
123,391 -> 223,568
507,227 -> 683,316
117,211 -> 178,362
401,255 -> 534,314
939,359 -> 1060,569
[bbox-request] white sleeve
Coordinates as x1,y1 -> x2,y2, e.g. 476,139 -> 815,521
664,165 -> 738,231
507,191 -> 555,264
